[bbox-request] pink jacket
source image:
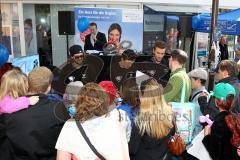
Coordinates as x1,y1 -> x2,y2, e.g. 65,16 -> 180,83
0,95 -> 30,114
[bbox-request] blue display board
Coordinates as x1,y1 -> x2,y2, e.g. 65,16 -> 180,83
12,54 -> 39,75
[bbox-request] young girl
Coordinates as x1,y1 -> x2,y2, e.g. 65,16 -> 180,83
0,69 -> 39,114
203,83 -> 240,160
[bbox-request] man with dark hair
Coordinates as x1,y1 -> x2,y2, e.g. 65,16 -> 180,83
84,22 -> 107,51
101,49 -> 137,89
148,41 -> 170,86
204,60 -> 240,117
0,67 -> 70,160
163,49 -> 191,102
99,49 -> 169,89
151,41 -> 168,65
52,44 -> 103,95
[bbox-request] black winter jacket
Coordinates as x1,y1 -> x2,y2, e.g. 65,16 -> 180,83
203,111 -> 240,160
0,94 -> 70,160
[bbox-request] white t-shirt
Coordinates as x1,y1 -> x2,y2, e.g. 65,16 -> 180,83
55,116 -> 130,160
108,108 -> 132,142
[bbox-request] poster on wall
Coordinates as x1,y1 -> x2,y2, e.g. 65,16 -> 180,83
194,32 -> 209,69
197,32 -> 208,57
74,7 -> 143,53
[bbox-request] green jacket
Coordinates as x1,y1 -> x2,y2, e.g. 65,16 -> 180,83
164,68 -> 191,103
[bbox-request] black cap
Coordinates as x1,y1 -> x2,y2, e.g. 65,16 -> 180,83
69,45 -> 83,56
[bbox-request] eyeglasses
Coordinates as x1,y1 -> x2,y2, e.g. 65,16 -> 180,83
73,55 -> 84,59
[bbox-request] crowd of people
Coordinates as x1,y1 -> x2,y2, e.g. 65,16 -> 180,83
1,36 -> 240,160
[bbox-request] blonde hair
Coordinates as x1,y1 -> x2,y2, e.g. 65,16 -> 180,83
0,69 -> 28,100
136,79 -> 173,139
28,67 -> 53,93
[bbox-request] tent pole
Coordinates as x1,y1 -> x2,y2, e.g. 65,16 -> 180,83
209,0 -> 219,48
208,0 -> 219,91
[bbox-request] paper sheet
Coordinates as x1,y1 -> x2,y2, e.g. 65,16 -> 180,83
187,130 -> 212,160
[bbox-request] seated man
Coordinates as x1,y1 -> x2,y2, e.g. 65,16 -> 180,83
52,44 -> 104,95
109,49 -> 137,90
101,49 -> 169,90
147,41 -> 170,86
0,67 -> 70,160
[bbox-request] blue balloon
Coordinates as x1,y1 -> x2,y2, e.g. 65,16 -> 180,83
192,15 -> 201,29
192,15 -> 200,29
77,17 -> 90,32
0,45 -> 9,67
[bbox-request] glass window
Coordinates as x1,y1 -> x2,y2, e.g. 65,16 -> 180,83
23,4 -> 38,56
165,16 -> 179,54
1,3 -> 21,57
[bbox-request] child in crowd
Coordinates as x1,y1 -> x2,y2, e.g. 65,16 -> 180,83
63,81 -> 83,118
118,79 -> 140,128
203,83 -> 240,160
99,81 -> 131,142
0,69 -> 39,114
188,68 -> 210,137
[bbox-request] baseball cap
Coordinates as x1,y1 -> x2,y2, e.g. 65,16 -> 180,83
210,83 -> 236,100
69,45 -> 84,56
99,81 -> 118,103
188,68 -> 208,80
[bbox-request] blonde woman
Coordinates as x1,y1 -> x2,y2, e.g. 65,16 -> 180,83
56,83 -> 130,160
129,78 -> 174,160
